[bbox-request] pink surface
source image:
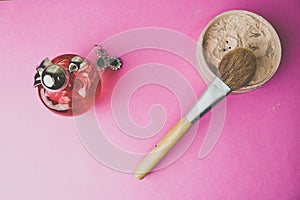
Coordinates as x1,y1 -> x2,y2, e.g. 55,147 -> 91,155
0,0 -> 299,200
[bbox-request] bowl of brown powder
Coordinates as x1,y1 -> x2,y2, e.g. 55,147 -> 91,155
196,10 -> 282,92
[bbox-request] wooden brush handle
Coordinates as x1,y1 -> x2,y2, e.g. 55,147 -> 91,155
134,117 -> 192,179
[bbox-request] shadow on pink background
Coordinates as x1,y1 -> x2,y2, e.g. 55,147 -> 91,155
0,0 -> 299,199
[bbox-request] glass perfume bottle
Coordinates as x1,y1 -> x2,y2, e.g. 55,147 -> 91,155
33,46 -> 122,116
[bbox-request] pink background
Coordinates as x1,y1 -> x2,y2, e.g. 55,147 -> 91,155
0,0 -> 299,199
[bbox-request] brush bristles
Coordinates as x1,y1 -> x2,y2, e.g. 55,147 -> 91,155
218,48 -> 257,91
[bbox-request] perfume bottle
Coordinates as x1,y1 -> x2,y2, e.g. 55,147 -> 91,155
33,46 -> 122,116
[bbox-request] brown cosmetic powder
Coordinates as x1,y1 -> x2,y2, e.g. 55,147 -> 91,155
198,10 -> 281,91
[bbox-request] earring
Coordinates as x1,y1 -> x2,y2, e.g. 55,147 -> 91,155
33,45 -> 122,116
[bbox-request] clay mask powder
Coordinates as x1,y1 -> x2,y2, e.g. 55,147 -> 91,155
196,10 -> 281,92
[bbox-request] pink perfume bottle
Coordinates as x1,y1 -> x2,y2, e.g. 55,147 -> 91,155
33,46 -> 121,116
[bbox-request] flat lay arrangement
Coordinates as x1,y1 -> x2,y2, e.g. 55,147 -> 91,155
1,1 -> 299,199
33,10 -> 282,179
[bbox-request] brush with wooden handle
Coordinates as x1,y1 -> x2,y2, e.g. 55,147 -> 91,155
134,48 -> 257,179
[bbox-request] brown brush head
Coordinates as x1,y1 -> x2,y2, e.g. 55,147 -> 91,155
218,48 -> 257,91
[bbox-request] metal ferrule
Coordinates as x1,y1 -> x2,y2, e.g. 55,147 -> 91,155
185,77 -> 231,123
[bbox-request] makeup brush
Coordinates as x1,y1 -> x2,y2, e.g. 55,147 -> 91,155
134,48 -> 257,180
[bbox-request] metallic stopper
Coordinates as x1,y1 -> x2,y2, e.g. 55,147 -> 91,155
41,65 -> 68,91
